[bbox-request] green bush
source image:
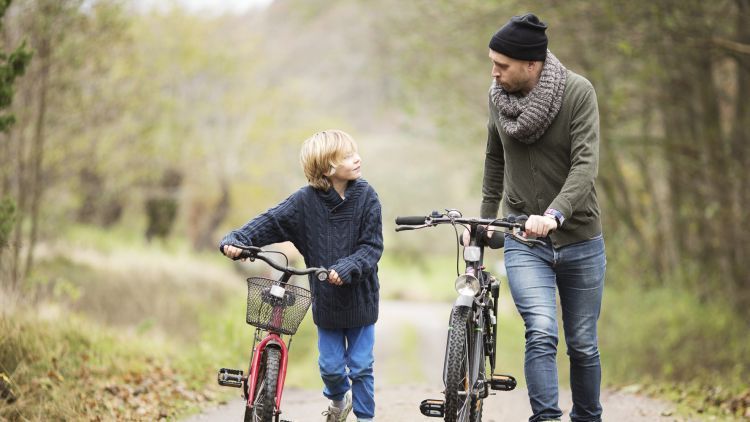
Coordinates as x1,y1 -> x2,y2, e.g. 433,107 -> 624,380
600,283 -> 749,389
0,196 -> 15,248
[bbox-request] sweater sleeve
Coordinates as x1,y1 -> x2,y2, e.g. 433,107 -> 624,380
480,107 -> 505,219
218,190 -> 301,253
330,189 -> 384,285
548,86 -> 600,222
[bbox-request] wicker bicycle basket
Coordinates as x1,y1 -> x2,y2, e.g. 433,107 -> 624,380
246,277 -> 312,335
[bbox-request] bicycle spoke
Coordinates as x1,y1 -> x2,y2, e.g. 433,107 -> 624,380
457,397 -> 472,422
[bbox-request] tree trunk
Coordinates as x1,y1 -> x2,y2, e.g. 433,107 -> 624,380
23,36 -> 50,280
193,180 -> 230,251
9,91 -> 29,290
730,0 -> 750,309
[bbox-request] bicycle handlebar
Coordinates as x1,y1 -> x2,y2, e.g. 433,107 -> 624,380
395,215 -> 525,230
394,211 -> 546,247
231,244 -> 329,281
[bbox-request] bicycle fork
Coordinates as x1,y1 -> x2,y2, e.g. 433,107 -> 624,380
247,334 -> 288,410
217,333 -> 289,415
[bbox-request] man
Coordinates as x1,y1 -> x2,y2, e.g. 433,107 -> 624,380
481,13 -> 606,422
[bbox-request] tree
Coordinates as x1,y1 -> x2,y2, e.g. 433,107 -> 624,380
0,0 -> 31,289
1,0 -> 131,288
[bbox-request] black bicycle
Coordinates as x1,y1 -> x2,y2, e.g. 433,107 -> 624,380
395,210 -> 543,422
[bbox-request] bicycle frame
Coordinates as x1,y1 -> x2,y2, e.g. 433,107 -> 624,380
445,236 -> 494,421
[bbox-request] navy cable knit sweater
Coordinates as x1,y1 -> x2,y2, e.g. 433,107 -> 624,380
219,178 -> 383,329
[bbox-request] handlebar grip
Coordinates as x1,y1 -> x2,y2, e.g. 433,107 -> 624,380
315,269 -> 329,282
236,246 -> 261,259
485,231 -> 505,249
476,225 -> 505,249
395,216 -> 427,225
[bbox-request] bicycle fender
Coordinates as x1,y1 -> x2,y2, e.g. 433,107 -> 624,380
453,294 -> 473,308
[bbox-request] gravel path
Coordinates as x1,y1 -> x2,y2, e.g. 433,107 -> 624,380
185,300 -> 684,421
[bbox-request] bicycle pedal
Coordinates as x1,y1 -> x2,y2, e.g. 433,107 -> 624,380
217,368 -> 244,388
489,374 -> 517,391
419,398 -> 445,417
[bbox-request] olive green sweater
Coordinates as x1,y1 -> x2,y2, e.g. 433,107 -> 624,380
480,70 -> 602,248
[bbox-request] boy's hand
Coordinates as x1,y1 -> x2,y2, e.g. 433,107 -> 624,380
328,269 -> 343,286
222,245 -> 246,261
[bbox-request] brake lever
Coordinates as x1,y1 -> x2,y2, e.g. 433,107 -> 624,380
509,232 -> 546,247
232,244 -> 261,260
395,224 -> 433,232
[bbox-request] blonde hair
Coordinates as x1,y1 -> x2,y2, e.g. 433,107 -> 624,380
300,130 -> 358,190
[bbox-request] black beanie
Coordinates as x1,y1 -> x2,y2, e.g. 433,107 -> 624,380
489,13 -> 548,61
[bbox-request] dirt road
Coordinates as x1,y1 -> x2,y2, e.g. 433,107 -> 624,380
185,300 -> 683,421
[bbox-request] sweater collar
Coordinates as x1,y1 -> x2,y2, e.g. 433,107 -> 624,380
317,178 -> 366,210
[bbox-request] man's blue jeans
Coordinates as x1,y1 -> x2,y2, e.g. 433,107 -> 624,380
504,234 -> 606,422
317,324 -> 375,419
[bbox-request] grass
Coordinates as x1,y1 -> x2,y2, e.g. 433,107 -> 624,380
598,282 -> 749,420
0,312 -> 209,421
600,283 -> 749,386
1,225 -> 253,420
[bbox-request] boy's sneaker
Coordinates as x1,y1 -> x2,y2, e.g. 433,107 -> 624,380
322,390 -> 352,422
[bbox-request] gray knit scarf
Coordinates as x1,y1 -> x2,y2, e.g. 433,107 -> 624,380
490,50 -> 567,144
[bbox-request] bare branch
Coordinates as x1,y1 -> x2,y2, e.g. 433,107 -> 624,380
712,36 -> 750,55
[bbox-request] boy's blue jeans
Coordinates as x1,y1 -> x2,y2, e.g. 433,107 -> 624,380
317,324 -> 375,419
504,234 -> 606,422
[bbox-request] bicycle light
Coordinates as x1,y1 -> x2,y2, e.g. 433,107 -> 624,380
454,273 -> 480,296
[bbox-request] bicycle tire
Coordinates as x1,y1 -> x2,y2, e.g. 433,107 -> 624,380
244,347 -> 280,422
444,306 -> 482,422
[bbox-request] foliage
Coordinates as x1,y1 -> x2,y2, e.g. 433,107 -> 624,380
0,0 -> 32,133
599,240 -> 750,419
0,313 -> 217,420
600,283 -> 749,387
339,0 -> 750,314
0,196 -> 15,248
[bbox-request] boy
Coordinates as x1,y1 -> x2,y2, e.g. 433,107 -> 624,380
220,130 -> 382,422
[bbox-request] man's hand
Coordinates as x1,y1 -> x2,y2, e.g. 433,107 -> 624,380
461,227 -> 495,246
523,215 -> 557,238
328,269 -> 344,286
222,244 -> 245,260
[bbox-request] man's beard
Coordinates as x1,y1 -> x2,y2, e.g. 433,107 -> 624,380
498,80 -> 521,94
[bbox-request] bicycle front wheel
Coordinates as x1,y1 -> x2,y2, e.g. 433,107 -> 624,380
244,347 -> 280,422
444,306 -> 481,422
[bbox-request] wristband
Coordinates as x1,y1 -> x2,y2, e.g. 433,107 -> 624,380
544,208 -> 564,228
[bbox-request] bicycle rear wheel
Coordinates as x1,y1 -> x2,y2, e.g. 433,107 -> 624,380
444,306 -> 481,422
244,347 -> 280,422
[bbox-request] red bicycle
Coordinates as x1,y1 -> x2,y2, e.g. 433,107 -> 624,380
218,244 -> 328,422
